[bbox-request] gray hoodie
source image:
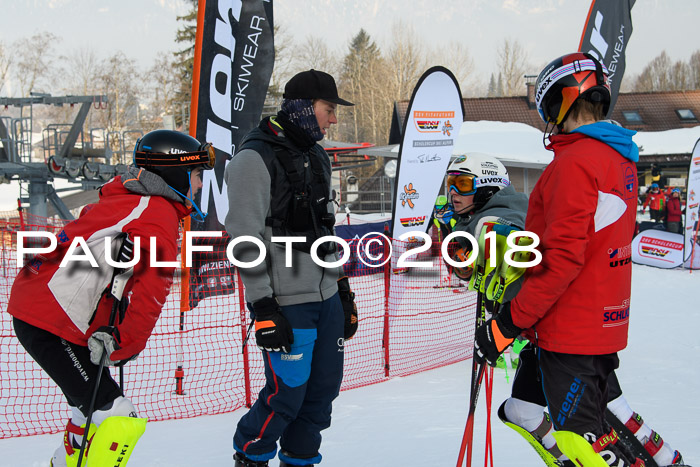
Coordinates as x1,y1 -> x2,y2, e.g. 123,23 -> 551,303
224,123 -> 341,306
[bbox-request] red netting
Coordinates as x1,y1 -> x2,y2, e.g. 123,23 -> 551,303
0,213 -> 476,439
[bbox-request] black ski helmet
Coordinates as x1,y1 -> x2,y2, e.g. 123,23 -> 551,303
535,52 -> 611,126
132,130 -> 214,199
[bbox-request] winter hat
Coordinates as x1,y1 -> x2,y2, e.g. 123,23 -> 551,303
283,69 -> 354,106
280,98 -> 324,142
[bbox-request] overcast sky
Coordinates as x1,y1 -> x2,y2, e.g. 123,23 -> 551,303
1,0 -> 698,92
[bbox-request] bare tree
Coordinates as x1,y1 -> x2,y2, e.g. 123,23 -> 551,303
385,22 -> 426,102
496,38 -> 529,96
13,32 -> 60,96
268,23 -> 296,100
669,60 -> 692,91
292,36 -> 340,77
689,50 -> 700,90
432,41 -> 478,96
0,41 -> 11,95
60,47 -> 101,95
143,53 -> 183,131
633,51 -> 672,92
95,52 -> 143,159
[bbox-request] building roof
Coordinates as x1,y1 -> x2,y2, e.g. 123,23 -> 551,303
389,89 -> 700,144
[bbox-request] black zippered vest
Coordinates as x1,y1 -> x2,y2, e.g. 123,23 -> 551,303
239,136 -> 336,255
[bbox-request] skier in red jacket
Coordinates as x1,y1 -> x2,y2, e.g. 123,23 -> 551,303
643,183 -> 666,223
473,53 -> 651,466
8,130 -> 214,467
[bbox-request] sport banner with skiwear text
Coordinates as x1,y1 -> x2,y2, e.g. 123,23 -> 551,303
190,0 -> 275,231
388,67 -> 463,320
683,138 -> 700,269
578,0 -> 635,117
187,0 -> 274,307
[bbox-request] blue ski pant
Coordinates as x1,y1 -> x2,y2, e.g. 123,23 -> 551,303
234,294 -> 344,464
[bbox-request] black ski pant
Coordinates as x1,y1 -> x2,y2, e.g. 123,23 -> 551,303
13,317 -> 123,416
510,342 -> 619,436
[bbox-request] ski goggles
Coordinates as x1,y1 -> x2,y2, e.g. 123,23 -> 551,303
133,141 -> 216,170
435,195 -> 449,211
446,172 -> 478,196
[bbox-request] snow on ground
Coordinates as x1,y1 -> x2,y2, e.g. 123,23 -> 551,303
0,262 -> 697,466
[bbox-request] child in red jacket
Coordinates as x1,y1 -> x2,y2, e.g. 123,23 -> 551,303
643,183 -> 666,223
474,53 -> 684,466
9,130 -> 213,467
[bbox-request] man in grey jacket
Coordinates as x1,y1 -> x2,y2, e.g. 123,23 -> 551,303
225,70 -> 357,467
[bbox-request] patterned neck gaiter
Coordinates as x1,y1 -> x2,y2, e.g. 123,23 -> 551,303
280,98 -> 324,141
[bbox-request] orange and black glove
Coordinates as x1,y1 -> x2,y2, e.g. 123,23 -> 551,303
252,296 -> 294,353
474,302 -> 522,367
338,276 -> 358,340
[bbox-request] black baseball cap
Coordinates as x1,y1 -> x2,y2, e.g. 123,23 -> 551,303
283,69 -> 354,106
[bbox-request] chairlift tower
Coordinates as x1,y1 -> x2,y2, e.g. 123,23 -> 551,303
0,93 -> 139,221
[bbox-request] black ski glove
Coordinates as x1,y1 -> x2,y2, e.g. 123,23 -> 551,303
474,302 -> 522,367
253,296 -> 294,353
338,276 -> 358,340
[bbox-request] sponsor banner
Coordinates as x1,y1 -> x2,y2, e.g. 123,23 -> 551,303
631,229 -> 684,269
389,67 -> 463,321
186,0 -> 274,308
578,0 -> 636,116
188,233 -> 236,308
391,67 -> 464,239
683,138 -> 700,268
190,0 -> 275,230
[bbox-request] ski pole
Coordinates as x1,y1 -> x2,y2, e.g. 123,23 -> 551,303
77,234 -> 134,466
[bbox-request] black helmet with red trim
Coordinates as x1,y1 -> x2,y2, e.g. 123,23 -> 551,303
132,130 -> 214,198
535,52 -> 611,127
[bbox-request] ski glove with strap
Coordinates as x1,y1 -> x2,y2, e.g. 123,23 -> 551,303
88,326 -> 137,366
253,296 -> 294,353
338,276 -> 358,339
474,302 -> 522,367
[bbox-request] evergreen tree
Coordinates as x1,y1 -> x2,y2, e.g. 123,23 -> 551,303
339,29 -> 384,144
487,73 -> 497,97
173,0 -> 198,127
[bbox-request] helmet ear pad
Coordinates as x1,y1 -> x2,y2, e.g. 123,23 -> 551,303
473,186 -> 500,210
149,166 -> 192,198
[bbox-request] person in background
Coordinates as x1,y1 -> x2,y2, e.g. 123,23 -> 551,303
224,69 -> 358,467
666,188 -> 683,234
643,183 -> 666,223
8,130 -> 213,467
431,194 -> 457,243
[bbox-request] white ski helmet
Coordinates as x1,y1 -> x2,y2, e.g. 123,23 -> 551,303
446,153 -> 510,210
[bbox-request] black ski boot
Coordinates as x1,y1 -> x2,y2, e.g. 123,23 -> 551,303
233,452 -> 269,467
279,462 -> 314,467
